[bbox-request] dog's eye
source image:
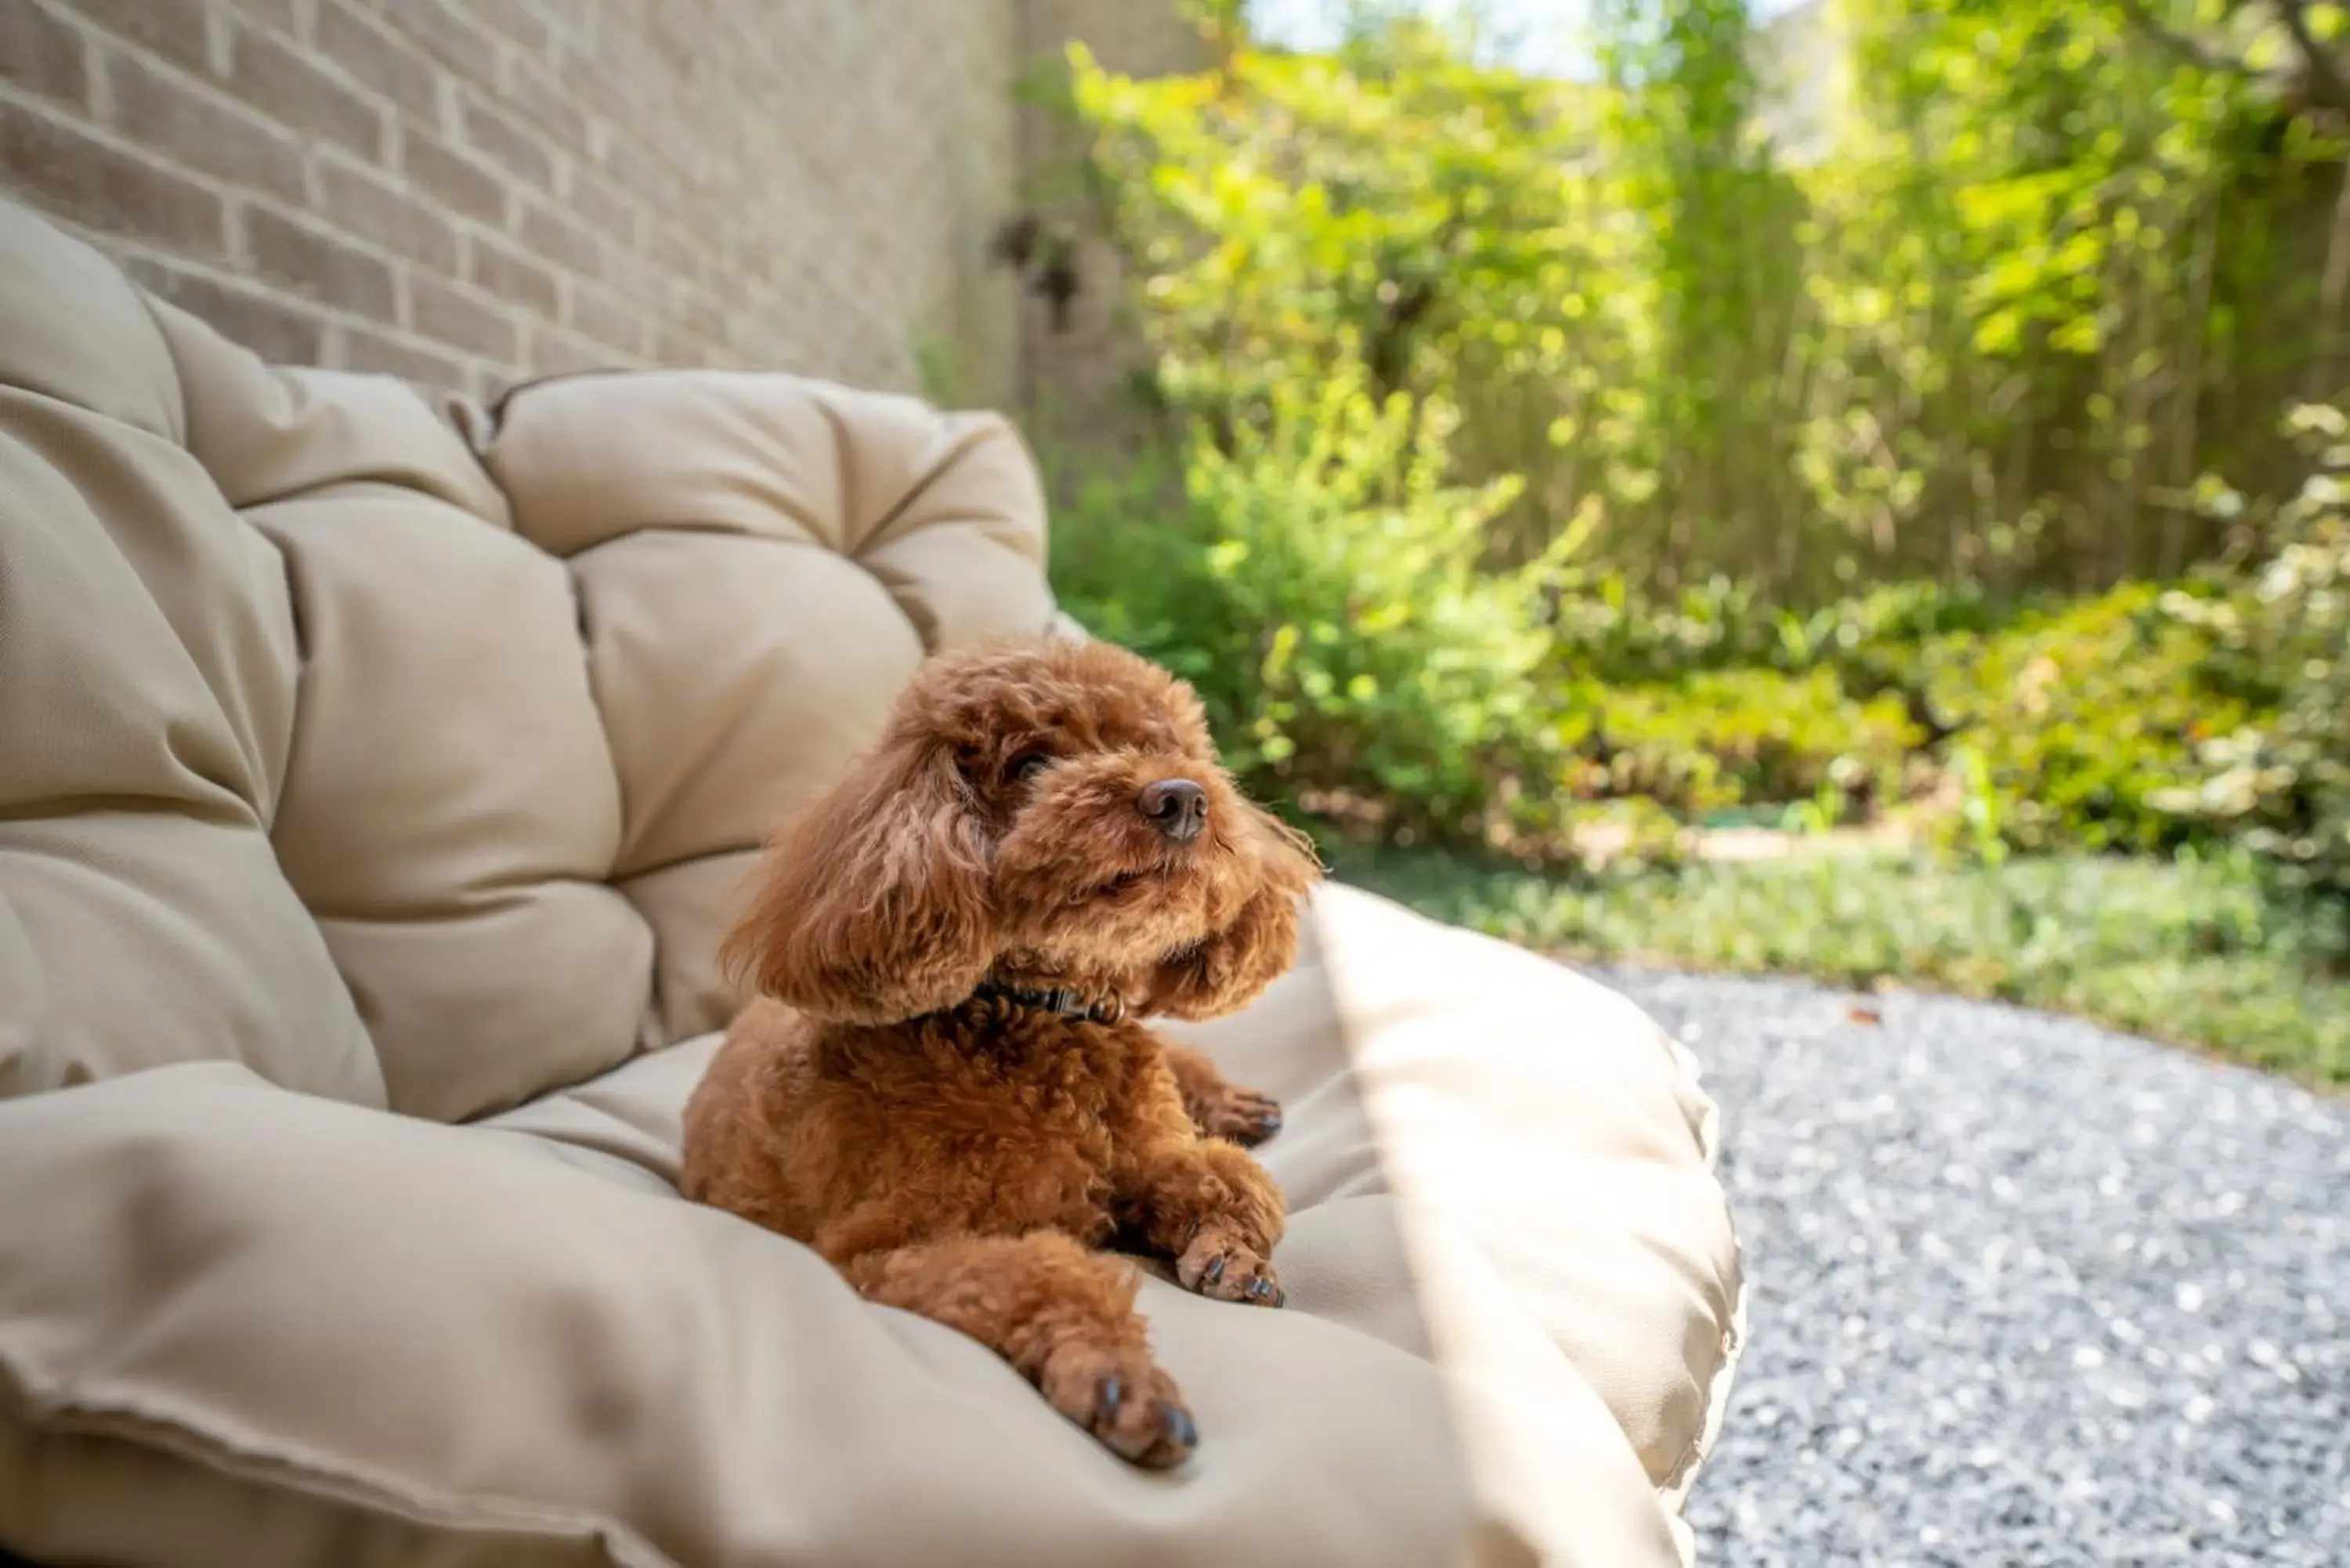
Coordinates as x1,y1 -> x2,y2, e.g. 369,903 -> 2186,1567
1010,753 -> 1053,785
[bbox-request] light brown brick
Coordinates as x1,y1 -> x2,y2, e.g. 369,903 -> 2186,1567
467,230 -> 557,316
125,254 -> 327,363
560,47 -> 634,140
469,0 -> 549,60
218,0 -> 300,36
566,280 -> 643,356
457,92 -> 550,187
244,204 -> 395,318
409,272 -> 518,361
227,23 -> 382,159
316,155 -> 457,270
652,322 -> 713,367
0,98 -> 226,256
375,0 -> 497,90
566,168 -> 637,248
401,125 -> 505,227
2,0 -> 89,106
315,1 -> 437,124
599,243 -> 666,311
517,195 -> 596,276
643,220 -> 703,291
602,135 -> 672,221
679,289 -> 725,343
105,48 -> 305,203
502,55 -> 585,152
339,320 -> 469,389
526,322 -> 625,378
74,0 -> 212,76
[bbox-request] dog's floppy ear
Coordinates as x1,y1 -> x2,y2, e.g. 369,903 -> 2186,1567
720,735 -> 995,1024
1147,804 -> 1322,1021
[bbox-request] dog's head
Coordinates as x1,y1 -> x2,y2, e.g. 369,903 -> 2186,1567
721,638 -> 1323,1026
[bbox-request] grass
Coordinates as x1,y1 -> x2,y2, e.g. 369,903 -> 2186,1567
1329,843 -> 2350,1088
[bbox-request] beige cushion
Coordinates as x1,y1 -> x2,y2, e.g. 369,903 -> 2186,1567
0,197 -> 1741,1566
137,266 -> 1053,1125
0,204 -> 380,1107
0,889 -> 1739,1568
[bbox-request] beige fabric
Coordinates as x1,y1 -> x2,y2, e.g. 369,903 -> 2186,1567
0,205 -> 379,1106
0,196 -> 1742,1567
138,268 -> 1053,1123
0,891 -> 1737,1568
490,373 -> 1055,889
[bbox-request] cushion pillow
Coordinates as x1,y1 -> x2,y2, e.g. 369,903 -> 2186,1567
0,888 -> 1741,1568
0,205 -> 380,1106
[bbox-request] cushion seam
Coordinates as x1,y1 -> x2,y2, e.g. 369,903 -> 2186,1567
855,417 -> 1000,554
616,843 -> 761,886
0,1358 -> 674,1568
488,367 -> 634,421
125,287 -> 193,449
551,518 -> 837,552
1654,1233 -> 1748,1502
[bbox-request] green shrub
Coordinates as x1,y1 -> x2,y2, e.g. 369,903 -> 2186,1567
1048,9 -> 2303,873
1556,667 -> 1921,818
1906,583 -> 2263,854
2153,404 -> 2350,912
1546,573 -> 1789,683
1542,573 -> 2234,852
1547,574 -> 2007,688
1049,369 -> 1576,849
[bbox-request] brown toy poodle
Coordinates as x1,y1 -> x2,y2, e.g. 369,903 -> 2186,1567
681,637 -> 1322,1469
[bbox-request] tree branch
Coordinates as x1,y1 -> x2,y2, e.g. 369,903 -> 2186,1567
2110,0 -> 2260,79
2272,0 -> 2350,117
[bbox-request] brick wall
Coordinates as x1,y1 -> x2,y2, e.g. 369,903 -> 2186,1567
0,0 -> 1024,403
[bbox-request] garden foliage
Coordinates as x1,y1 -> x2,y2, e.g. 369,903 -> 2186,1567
1044,0 -> 2350,923
2157,403 -> 2350,902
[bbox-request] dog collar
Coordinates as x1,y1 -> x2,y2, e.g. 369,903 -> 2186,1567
971,982 -> 1126,1026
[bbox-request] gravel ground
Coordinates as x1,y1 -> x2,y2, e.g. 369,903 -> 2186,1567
1599,970 -> 2350,1568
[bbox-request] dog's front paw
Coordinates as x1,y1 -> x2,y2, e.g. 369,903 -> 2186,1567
1039,1340 -> 1197,1469
1198,1083 -> 1283,1147
1177,1226 -> 1284,1307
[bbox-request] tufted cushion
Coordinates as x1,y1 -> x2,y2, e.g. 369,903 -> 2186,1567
121,300 -> 1052,1125
0,198 -> 1741,1568
483,371 -> 1051,1057
0,891 -> 1739,1568
0,205 -> 379,1106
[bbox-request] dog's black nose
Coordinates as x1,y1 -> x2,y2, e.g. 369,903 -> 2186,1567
1137,778 -> 1208,841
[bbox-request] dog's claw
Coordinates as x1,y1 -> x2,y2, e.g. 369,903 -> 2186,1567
1097,1389 -> 1198,1468
1195,1086 -> 1284,1147
1180,1231 -> 1284,1308
1051,1353 -> 1195,1469
1156,1400 -> 1197,1452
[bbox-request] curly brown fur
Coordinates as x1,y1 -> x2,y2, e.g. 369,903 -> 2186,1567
682,638 -> 1321,1468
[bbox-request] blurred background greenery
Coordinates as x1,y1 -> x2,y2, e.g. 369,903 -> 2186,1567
1021,0 -> 2350,1081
